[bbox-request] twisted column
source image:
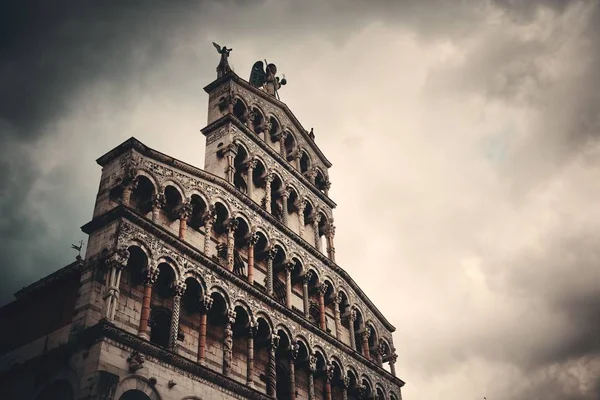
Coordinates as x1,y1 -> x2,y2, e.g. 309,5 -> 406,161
318,283 -> 328,331
202,207 -> 216,257
138,263 -> 159,339
223,308 -> 236,376
267,334 -> 280,398
197,295 -> 214,365
247,319 -> 258,387
302,271 -> 313,318
102,248 -> 130,321
178,201 -> 192,241
151,192 -> 165,222
246,158 -> 258,200
313,213 -> 322,252
279,131 -> 288,158
361,327 -> 372,359
308,354 -> 317,400
247,233 -> 259,285
264,172 -> 275,213
169,280 -> 187,350
289,341 -> 299,400
325,223 -> 336,262
281,187 -> 291,226
266,247 -> 278,296
226,218 -> 239,272
284,261 -> 294,308
349,309 -> 357,350
333,292 -> 342,340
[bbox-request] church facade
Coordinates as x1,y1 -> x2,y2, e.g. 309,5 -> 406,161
0,51 -> 404,400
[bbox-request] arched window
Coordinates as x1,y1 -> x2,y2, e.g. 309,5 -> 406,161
233,145 -> 250,193
131,175 -> 155,216
233,99 -> 247,122
149,307 -> 171,348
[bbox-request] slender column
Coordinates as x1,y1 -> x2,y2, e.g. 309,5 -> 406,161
361,327 -> 372,358
342,376 -> 350,400
264,173 -> 274,213
247,233 -> 259,285
323,180 -> 331,197
305,168 -> 317,185
138,263 -> 159,339
313,214 -> 322,252
169,280 -> 187,351
333,292 -> 342,340
102,248 -> 130,321
247,110 -> 256,132
197,295 -> 214,365
389,353 -> 398,377
151,193 -> 165,222
325,223 -> 336,262
349,309 -> 357,350
279,131 -> 288,158
246,159 -> 258,200
281,187 -> 291,226
375,340 -> 384,367
226,218 -> 239,272
308,354 -> 317,400
266,247 -> 278,296
297,199 -> 307,237
293,150 -> 302,171
318,283 -> 328,331
223,308 -> 236,376
224,143 -> 238,184
267,334 -> 280,398
325,362 -> 334,400
247,320 -> 258,387
121,178 -> 138,207
178,202 -> 192,241
284,261 -> 294,308
289,341 -> 299,400
203,207 -> 216,257
302,271 -> 313,318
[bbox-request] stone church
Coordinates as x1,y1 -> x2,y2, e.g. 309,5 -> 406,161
0,48 -> 404,400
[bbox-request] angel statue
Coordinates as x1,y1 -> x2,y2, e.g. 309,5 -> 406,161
213,42 -> 233,78
249,60 -> 287,99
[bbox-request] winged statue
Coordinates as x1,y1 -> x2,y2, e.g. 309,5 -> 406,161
249,60 -> 287,98
213,42 -> 233,77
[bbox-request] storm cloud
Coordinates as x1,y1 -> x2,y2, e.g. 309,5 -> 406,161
1,0 -> 599,399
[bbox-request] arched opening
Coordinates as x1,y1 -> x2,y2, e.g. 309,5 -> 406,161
270,174 -> 283,221
360,377 -> 374,400
367,323 -> 379,364
163,185 -> 183,220
180,277 -> 203,353
338,291 -> 352,346
353,308 -> 364,354
233,99 -> 247,122
213,202 -> 229,264
313,351 -> 327,400
205,291 -> 228,372
35,380 -> 74,400
376,387 -> 386,400
268,117 -> 280,141
253,232 -> 270,292
300,151 -> 311,174
272,244 -> 287,305
307,270 -> 320,327
347,370 -> 360,400
148,262 -> 176,347
149,307 -> 171,348
232,217 -> 250,277
287,187 -> 299,226
118,389 -> 151,400
188,194 -> 207,231
284,132 -> 296,161
317,213 -> 328,254
232,305 -> 250,383
254,317 -> 272,394
315,169 -> 328,194
290,257 -> 304,314
294,340 -> 311,399
322,279 -> 335,335
121,245 -> 147,289
251,107 -> 265,135
130,175 -> 155,216
379,340 -> 393,374
330,360 -> 344,399
275,329 -> 291,400
251,159 -> 267,194
233,144 -> 250,194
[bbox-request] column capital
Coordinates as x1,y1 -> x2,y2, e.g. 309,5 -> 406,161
177,201 -> 193,221
302,270 -> 314,285
389,352 -> 398,364
289,341 -> 299,361
361,326 -> 372,340
318,282 -> 329,297
143,265 -> 160,286
106,247 -> 130,270
171,280 -> 187,298
342,376 -> 350,389
295,198 -> 307,211
269,334 -> 280,351
333,292 -> 343,305
349,308 -> 357,322
226,308 -> 237,325
247,233 -> 260,247
199,295 -> 214,314
267,247 -> 279,260
248,319 -> 258,338
245,158 -> 259,170
202,206 -> 217,225
226,217 -> 239,232
325,361 -> 334,382
265,171 -> 276,184
324,224 -> 336,237
283,260 -> 295,273
152,192 -> 166,210
308,354 -> 318,374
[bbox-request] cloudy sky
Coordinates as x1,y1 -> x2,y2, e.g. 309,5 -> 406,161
1,0 -> 599,398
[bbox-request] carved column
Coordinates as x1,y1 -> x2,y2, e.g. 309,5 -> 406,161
178,202 -> 192,241
151,193 -> 164,222
264,172 -> 275,213
323,180 -> 331,197
308,354 -> 317,400
266,247 -> 278,296
289,341 -> 299,400
169,280 -> 187,351
281,187 -> 291,226
389,353 -> 398,377
313,213 -> 322,252
325,223 -> 336,262
102,248 -> 129,321
202,207 -> 216,257
349,309 -> 357,350
246,159 -> 258,200
247,110 -> 256,132
247,233 -> 259,285
226,218 -> 239,272
318,283 -> 328,331
305,168 -> 317,185
342,376 -> 350,400
284,261 -> 294,309
138,263 -> 159,339
333,292 -> 342,340
247,319 -> 258,387
297,199 -> 307,237
361,327 -> 371,359
325,362 -> 334,400
302,271 -> 313,318
121,178 -> 138,207
223,308 -> 236,376
224,143 -> 238,184
376,341 -> 384,367
267,334 -> 280,398
293,150 -> 302,171
197,295 -> 214,365
279,131 -> 288,159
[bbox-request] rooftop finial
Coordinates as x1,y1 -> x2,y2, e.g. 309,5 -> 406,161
213,42 -> 232,78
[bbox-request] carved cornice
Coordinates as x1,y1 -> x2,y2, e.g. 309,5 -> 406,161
80,208 -> 405,388
203,71 -> 332,169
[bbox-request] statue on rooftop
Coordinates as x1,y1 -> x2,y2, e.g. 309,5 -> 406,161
249,60 -> 287,99
213,42 -> 233,78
